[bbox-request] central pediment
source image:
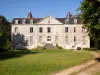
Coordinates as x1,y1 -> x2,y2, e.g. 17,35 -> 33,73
36,16 -> 63,24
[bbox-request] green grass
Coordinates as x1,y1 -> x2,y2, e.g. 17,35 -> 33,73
0,49 -> 93,75
94,72 -> 100,75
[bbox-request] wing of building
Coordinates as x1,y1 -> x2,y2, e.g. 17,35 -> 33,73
11,11 -> 90,49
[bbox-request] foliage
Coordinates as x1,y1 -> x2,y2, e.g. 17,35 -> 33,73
76,47 -> 81,50
83,48 -> 97,51
0,50 -> 93,75
12,33 -> 28,49
0,15 -> 11,51
78,0 -> 100,49
56,44 -> 63,49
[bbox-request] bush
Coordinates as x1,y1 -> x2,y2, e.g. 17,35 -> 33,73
56,44 -> 63,49
83,48 -> 97,51
76,47 -> 81,50
33,46 -> 45,50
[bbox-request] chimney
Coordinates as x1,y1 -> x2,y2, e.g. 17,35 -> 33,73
66,12 -> 71,19
27,11 -> 33,19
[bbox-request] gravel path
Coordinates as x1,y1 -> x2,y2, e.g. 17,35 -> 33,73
77,52 -> 100,75
52,52 -> 100,75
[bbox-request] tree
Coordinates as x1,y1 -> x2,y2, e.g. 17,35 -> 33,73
12,33 -> 28,49
0,15 -> 11,51
78,0 -> 100,49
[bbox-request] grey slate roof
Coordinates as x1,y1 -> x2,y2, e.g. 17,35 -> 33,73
12,12 -> 82,24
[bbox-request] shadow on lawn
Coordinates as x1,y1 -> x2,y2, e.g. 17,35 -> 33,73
0,50 -> 40,60
95,58 -> 100,62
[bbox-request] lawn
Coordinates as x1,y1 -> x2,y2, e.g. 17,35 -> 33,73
0,49 -> 93,75
94,72 -> 100,75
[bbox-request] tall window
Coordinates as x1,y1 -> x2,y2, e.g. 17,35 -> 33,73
82,36 -> 85,41
47,27 -> 51,33
74,27 -> 76,32
65,36 -> 68,42
39,27 -> 43,33
65,27 -> 68,32
74,36 -> 76,42
30,27 -> 33,33
15,27 -> 18,32
55,36 -> 58,42
39,36 -> 42,42
82,28 -> 85,32
30,36 -> 33,44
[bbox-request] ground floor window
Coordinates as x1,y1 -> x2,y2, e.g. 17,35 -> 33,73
39,36 -> 42,42
30,36 -> 33,44
65,36 -> 68,42
55,36 -> 58,42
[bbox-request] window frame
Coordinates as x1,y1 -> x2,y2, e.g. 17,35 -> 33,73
15,27 -> 18,32
39,27 -> 43,33
47,27 -> 51,33
30,27 -> 33,33
65,27 -> 68,32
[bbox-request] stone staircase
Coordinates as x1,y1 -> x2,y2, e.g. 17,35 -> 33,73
43,44 -> 56,49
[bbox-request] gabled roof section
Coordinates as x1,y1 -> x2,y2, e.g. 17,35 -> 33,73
36,16 -> 63,24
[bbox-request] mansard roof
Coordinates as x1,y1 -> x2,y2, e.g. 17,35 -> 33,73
12,12 -> 82,24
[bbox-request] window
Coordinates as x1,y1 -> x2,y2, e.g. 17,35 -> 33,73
82,28 -> 86,33
15,20 -> 18,24
30,36 -> 33,44
66,19 -> 69,23
30,27 -> 33,33
74,19 -> 77,24
39,36 -> 42,42
82,36 -> 86,44
65,36 -> 68,42
47,27 -> 51,33
22,19 -> 26,24
30,19 -> 33,24
65,27 -> 68,32
15,27 -> 18,32
82,36 -> 85,41
74,27 -> 76,32
39,27 -> 43,33
47,36 -> 51,41
74,36 -> 76,42
55,36 -> 58,42
48,21 -> 50,24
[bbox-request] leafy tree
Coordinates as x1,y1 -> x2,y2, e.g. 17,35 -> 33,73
0,15 -> 11,51
78,0 -> 100,49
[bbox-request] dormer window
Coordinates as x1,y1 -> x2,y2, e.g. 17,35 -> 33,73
48,21 -> 50,24
74,19 -> 77,24
15,19 -> 18,24
22,19 -> 26,24
30,19 -> 33,24
66,19 -> 69,24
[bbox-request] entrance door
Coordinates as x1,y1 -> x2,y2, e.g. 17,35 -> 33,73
47,36 -> 51,43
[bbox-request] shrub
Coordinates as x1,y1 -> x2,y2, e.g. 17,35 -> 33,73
83,48 -> 97,51
56,44 -> 63,49
76,47 -> 81,50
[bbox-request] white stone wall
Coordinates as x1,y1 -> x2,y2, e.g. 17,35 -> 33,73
11,24 -> 90,49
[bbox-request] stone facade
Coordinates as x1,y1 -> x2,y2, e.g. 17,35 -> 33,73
11,12 -> 90,49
